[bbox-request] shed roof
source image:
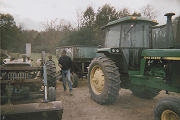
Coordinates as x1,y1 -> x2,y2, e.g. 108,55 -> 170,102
103,16 -> 158,28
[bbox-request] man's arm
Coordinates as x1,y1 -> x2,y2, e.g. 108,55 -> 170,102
58,57 -> 63,69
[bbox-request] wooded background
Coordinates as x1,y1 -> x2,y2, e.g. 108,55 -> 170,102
0,4 -> 178,53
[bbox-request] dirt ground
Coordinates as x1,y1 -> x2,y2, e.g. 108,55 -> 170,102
56,79 -> 180,120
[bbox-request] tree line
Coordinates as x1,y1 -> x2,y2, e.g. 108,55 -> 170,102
0,4 -> 159,53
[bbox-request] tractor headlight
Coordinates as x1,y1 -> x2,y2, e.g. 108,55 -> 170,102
116,49 -> 119,53
111,48 -> 120,53
112,49 -> 116,53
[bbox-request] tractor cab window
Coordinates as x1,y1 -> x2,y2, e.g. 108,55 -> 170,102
104,24 -> 121,48
104,21 -> 152,68
104,21 -> 151,48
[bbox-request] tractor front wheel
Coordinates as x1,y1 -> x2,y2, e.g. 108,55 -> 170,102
88,55 -> 121,104
154,97 -> 180,120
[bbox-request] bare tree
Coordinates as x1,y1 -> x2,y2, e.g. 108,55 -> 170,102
131,12 -> 141,17
141,4 -> 157,19
118,8 -> 131,18
76,9 -> 84,29
43,19 -> 59,31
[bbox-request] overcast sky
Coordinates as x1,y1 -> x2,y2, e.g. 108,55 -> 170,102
1,0 -> 180,31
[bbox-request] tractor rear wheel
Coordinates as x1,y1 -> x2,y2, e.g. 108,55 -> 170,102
131,85 -> 160,99
88,55 -> 121,104
46,60 -> 56,87
154,97 -> 180,120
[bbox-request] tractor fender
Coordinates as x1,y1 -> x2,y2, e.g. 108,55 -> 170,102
97,48 -> 111,54
97,48 -> 128,73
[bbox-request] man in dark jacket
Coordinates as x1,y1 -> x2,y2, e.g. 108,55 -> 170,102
58,50 -> 73,95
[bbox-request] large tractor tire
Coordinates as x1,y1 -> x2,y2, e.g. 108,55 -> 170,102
88,55 -> 121,105
48,87 -> 56,101
71,73 -> 79,88
130,85 -> 160,99
46,60 -> 56,87
154,97 -> 180,120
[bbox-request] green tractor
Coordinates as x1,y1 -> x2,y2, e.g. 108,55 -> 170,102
88,13 -> 180,120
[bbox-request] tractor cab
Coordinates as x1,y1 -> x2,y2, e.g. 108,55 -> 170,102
100,16 -> 158,70
104,16 -> 158,49
98,14 -> 177,70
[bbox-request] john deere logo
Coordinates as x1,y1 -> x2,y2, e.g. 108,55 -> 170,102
144,57 -> 161,59
144,57 -> 180,60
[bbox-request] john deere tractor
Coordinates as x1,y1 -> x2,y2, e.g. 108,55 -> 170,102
88,13 -> 180,120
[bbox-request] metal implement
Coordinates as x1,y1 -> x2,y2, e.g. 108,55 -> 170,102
1,101 -> 63,120
43,63 -> 48,102
0,50 -> 63,120
42,51 -> 48,102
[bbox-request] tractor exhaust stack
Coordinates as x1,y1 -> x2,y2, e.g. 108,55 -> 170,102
164,13 -> 175,48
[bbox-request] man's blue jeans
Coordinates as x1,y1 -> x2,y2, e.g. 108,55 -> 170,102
61,69 -> 72,92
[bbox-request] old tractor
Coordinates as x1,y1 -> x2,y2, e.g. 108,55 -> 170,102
56,45 -> 97,87
88,13 -> 180,120
0,51 -> 63,120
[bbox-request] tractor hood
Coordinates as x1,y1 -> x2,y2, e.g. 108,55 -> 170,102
142,49 -> 180,57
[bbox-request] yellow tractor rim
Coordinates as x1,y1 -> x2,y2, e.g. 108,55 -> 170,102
90,65 -> 105,95
161,110 -> 180,120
